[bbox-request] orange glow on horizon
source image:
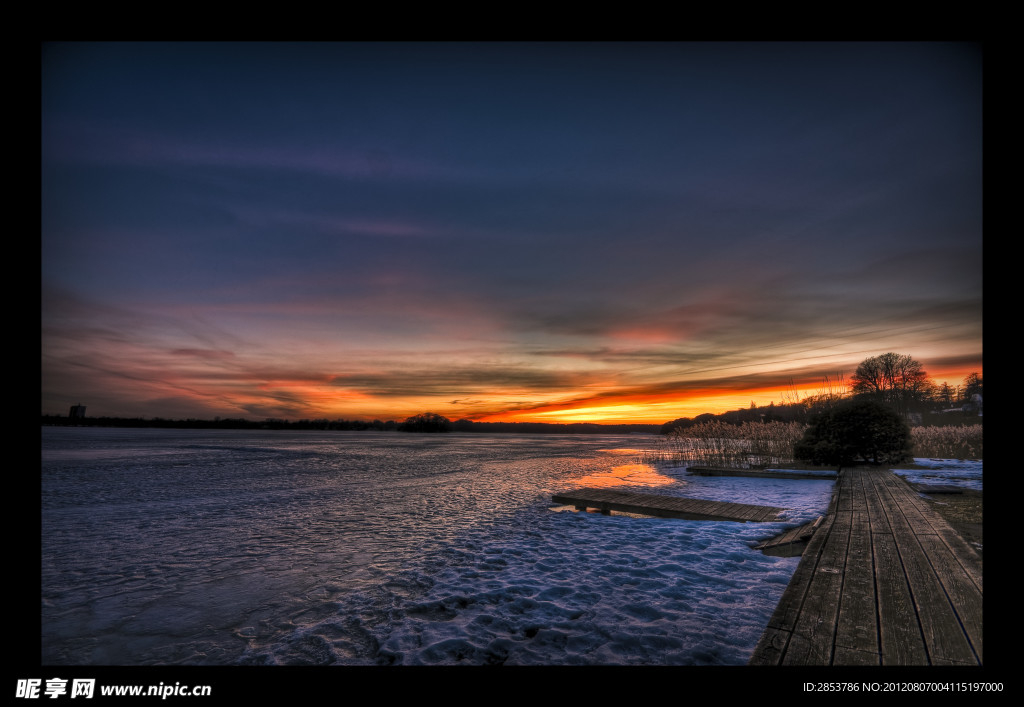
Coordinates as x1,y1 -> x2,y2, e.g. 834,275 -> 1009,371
88,357 -> 981,425
468,364 -> 983,425
471,381 -> 829,425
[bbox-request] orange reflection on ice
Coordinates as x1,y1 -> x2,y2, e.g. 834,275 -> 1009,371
576,463 -> 675,489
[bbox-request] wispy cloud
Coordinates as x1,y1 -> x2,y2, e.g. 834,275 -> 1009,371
41,43 -> 982,422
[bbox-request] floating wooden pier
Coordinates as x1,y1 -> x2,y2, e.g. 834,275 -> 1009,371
750,467 -> 982,666
551,487 -> 784,522
687,466 -> 838,480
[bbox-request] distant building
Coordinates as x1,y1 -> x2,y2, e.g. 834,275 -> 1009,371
965,393 -> 983,417
69,404 -> 86,419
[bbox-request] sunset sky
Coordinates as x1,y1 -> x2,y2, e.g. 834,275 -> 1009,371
41,42 -> 982,424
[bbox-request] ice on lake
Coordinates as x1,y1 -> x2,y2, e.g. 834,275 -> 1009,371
43,428 -> 977,666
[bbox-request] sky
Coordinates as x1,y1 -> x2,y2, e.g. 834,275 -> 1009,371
41,42 -> 983,424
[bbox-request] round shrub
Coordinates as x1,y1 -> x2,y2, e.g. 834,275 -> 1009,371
794,398 -> 912,468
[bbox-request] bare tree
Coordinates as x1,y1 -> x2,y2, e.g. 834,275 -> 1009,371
850,352 -> 934,416
937,382 -> 957,408
962,372 -> 983,401
961,372 -> 983,415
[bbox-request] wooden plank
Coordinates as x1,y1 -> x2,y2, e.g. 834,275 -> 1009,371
899,541 -> 977,665
871,526 -> 929,665
916,517 -> 983,592
750,467 -> 981,666
872,474 -> 978,665
776,512 -> 833,627
780,506 -> 849,665
550,488 -> 784,522
916,533 -> 983,664
880,474 -> 936,532
753,517 -> 821,553
885,480 -> 983,592
861,470 -> 929,666
749,626 -> 789,665
687,466 -> 838,480
834,470 -> 855,513
833,645 -> 881,665
835,494 -> 879,662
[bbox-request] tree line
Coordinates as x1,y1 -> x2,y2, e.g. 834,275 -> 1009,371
41,412 -> 661,435
661,353 -> 982,434
39,415 -> 404,431
660,353 -> 982,468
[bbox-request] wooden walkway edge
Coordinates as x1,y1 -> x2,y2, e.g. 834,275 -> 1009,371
552,487 -> 784,522
749,467 -> 982,666
688,466 -> 838,480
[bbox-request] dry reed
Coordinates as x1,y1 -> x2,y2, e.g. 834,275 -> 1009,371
658,421 -> 809,468
910,424 -> 983,460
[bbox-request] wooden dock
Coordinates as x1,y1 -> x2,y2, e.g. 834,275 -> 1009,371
551,487 -> 784,522
749,467 -> 982,666
688,466 -> 838,480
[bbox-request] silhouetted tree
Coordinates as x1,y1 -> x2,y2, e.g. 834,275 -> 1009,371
961,372 -> 983,415
850,352 -> 934,416
397,412 -> 452,432
936,382 -> 957,408
962,372 -> 982,400
660,417 -> 694,434
794,398 -> 912,468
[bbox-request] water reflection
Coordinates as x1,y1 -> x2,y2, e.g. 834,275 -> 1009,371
575,463 -> 676,488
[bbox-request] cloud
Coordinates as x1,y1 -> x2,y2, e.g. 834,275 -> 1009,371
170,348 -> 236,360
41,43 -> 982,423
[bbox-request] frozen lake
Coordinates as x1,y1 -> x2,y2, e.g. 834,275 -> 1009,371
42,427 -> 852,665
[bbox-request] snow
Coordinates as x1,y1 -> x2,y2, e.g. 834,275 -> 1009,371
891,458 -> 984,491
41,429 -> 982,667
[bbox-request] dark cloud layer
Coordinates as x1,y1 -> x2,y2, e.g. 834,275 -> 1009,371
42,42 -> 982,422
